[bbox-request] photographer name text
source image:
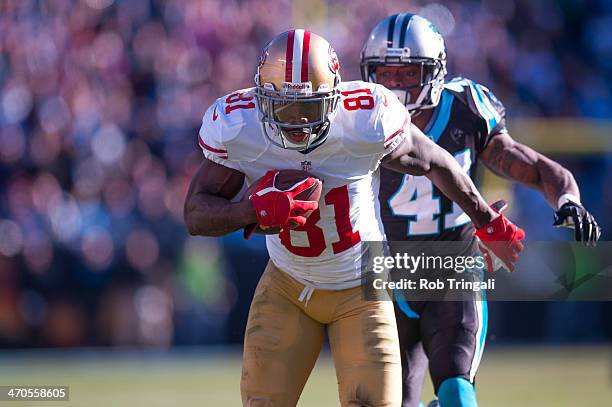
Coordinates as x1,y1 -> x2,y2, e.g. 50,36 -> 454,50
372,278 -> 495,292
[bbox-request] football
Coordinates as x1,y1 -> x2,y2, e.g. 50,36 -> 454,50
243,169 -> 323,234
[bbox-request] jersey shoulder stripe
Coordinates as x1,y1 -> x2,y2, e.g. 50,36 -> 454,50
444,77 -> 505,135
198,138 -> 228,159
384,126 -> 404,148
423,88 -> 455,143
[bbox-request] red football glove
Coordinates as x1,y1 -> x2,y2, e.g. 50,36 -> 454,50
474,200 -> 526,272
248,169 -> 320,231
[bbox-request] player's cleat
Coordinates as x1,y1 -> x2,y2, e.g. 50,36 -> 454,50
426,400 -> 440,407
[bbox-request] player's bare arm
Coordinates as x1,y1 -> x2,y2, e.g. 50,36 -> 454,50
184,158 -> 256,236
480,132 -> 579,207
480,132 -> 601,244
382,123 -> 496,229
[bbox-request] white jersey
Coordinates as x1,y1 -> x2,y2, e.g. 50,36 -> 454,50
198,81 -> 409,289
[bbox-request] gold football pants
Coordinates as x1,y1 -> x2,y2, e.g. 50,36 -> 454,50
241,260 -> 401,406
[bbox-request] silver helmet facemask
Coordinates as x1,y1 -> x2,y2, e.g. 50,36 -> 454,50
255,79 -> 340,151
361,55 -> 445,112
360,14 -> 447,113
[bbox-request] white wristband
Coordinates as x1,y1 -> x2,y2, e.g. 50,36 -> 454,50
557,193 -> 581,210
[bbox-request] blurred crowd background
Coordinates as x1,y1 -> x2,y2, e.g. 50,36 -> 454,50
0,0 -> 611,349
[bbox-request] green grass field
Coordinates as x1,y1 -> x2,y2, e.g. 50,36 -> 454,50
1,346 -> 610,406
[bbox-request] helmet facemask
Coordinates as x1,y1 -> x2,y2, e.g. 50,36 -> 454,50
255,30 -> 342,151
361,56 -> 446,113
255,81 -> 340,151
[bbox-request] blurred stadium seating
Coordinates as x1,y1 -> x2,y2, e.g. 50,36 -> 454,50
0,0 -> 610,352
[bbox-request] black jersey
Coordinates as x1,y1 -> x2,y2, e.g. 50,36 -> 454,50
380,77 -> 507,242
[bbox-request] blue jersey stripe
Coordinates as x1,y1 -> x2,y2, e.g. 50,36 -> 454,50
395,290 -> 420,319
422,98 -> 441,135
428,90 -> 454,143
480,299 -> 488,355
479,289 -> 488,356
470,82 -> 498,133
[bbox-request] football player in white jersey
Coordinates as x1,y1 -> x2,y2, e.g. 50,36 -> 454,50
361,14 -> 601,407
184,29 -> 526,407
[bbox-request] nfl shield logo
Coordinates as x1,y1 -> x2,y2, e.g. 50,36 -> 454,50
301,161 -> 312,172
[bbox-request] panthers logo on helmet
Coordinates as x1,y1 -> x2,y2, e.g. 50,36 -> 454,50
328,46 -> 339,74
